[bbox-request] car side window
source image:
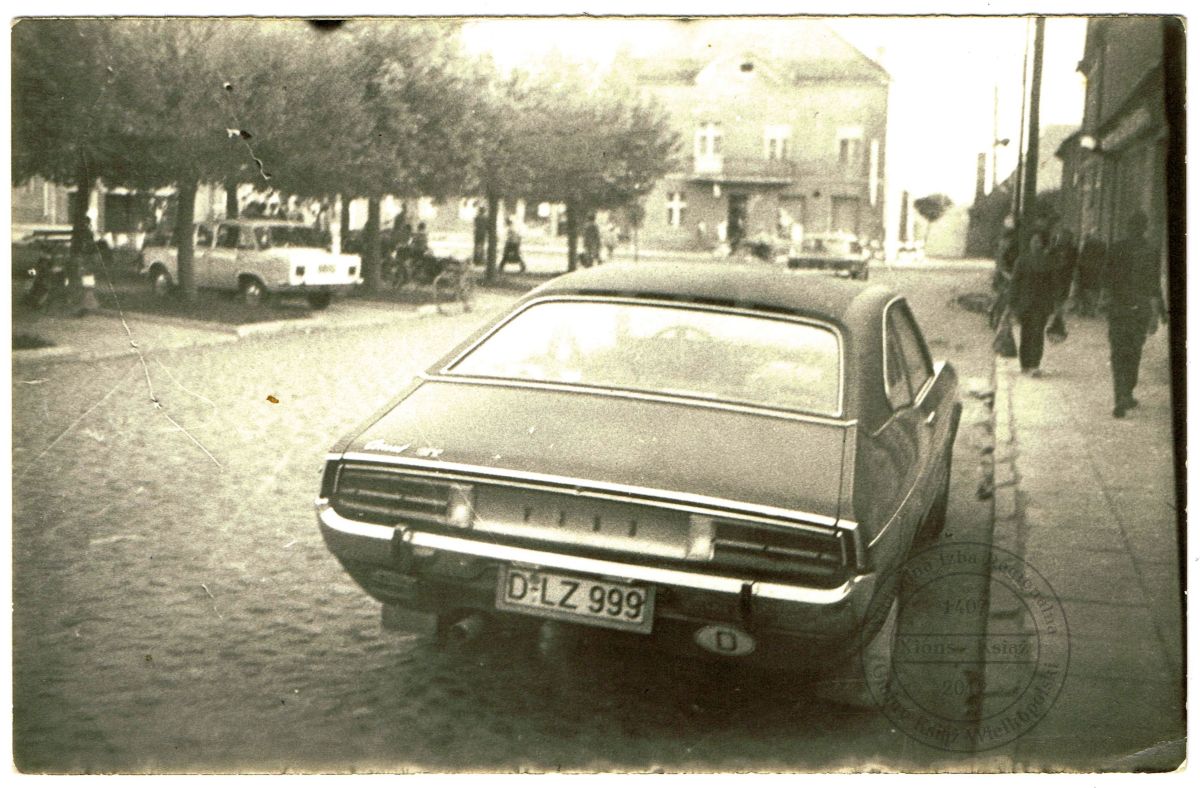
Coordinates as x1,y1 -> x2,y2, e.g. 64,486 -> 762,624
239,228 -> 259,250
216,225 -> 239,249
195,225 -> 214,248
891,305 -> 934,398
884,325 -> 912,410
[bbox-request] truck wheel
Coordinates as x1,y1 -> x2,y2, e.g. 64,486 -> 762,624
305,292 -> 333,310
239,277 -> 268,307
149,266 -> 173,298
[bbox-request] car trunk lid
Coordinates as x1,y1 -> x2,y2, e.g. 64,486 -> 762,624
344,380 -> 849,522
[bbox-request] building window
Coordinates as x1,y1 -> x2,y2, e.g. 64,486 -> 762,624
695,122 -> 723,158
837,127 -> 865,172
666,191 -> 687,228
764,125 -> 791,160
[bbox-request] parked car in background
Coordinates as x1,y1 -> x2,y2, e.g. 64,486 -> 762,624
316,263 -> 961,675
141,219 -> 360,309
786,233 -> 871,280
12,228 -> 72,281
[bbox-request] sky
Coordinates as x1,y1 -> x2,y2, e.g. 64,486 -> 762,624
461,16 -> 1088,204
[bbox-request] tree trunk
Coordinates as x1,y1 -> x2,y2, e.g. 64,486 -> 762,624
175,176 -> 199,301
340,195 -> 352,236
66,160 -> 92,306
566,200 -> 579,272
362,196 -> 383,291
485,190 -> 500,283
225,179 -> 239,219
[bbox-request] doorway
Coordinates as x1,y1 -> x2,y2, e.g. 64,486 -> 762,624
727,193 -> 749,248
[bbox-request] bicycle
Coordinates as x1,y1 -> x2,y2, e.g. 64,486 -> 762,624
433,257 -> 475,315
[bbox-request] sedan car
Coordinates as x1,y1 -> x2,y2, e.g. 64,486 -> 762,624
317,264 -> 960,670
142,219 -> 359,309
787,233 -> 871,280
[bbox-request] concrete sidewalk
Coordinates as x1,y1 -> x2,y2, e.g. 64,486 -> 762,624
985,313 -> 1183,769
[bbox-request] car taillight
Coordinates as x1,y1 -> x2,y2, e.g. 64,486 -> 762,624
331,464 -> 474,529
348,266 -> 357,276
702,516 -> 849,580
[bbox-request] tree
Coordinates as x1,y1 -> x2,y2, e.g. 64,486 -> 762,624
12,20 -> 128,305
249,20 -> 480,291
97,19 -> 272,300
469,64 -> 539,282
513,60 -> 680,271
914,193 -> 954,243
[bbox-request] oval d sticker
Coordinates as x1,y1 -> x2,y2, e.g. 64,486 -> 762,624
694,625 -> 756,656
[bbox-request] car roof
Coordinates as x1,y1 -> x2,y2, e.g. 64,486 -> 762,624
530,262 -> 893,330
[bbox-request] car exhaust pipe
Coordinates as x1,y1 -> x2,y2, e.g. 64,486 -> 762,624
447,612 -> 486,644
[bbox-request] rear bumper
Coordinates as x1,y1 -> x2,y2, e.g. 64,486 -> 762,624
317,501 -> 878,652
274,282 -> 358,294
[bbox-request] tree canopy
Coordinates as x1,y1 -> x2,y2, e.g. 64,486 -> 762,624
12,18 -> 682,292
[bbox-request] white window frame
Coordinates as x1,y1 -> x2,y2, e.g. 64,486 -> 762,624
694,122 -> 723,158
764,124 -> 792,160
666,191 -> 688,228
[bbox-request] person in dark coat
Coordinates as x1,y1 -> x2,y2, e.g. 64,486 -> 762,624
1075,233 -> 1107,316
1105,211 -> 1164,417
499,218 -> 525,273
472,205 -> 489,265
582,213 -> 602,267
1046,225 -> 1077,339
1008,229 -> 1056,375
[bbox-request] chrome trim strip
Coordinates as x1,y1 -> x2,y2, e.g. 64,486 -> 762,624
407,526 -> 859,606
340,451 -> 841,529
420,373 -> 857,428
317,503 -> 395,541
318,504 -> 864,604
434,294 -> 848,419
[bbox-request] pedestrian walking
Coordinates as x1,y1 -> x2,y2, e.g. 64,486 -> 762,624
473,204 -> 489,266
990,224 -> 1019,328
499,218 -> 526,274
1104,211 -> 1164,418
1046,225 -> 1077,342
1008,229 -> 1056,375
603,218 -> 618,263
1075,233 -> 1107,316
583,213 -> 602,267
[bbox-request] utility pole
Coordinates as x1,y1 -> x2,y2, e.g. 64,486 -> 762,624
992,84 -> 1001,191
1020,17 -> 1046,250
1012,18 -> 1032,234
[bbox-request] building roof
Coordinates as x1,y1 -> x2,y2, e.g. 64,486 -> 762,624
627,19 -> 889,86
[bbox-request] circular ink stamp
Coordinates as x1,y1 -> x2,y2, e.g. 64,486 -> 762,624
858,541 -> 1069,752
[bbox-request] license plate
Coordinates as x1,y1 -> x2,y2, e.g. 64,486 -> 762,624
495,567 -> 654,634
318,263 -> 336,274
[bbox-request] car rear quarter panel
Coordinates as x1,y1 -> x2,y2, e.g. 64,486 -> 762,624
851,361 -> 959,573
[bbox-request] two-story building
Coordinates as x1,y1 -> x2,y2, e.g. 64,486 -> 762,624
1066,17 -> 1168,249
625,20 -> 889,252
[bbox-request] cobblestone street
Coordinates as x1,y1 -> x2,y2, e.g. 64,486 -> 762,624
13,268 -> 998,772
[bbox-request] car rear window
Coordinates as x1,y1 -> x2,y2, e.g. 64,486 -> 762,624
448,300 -> 842,415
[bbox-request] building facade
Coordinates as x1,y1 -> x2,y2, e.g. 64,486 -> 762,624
1070,17 -> 1168,249
627,20 -> 889,252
